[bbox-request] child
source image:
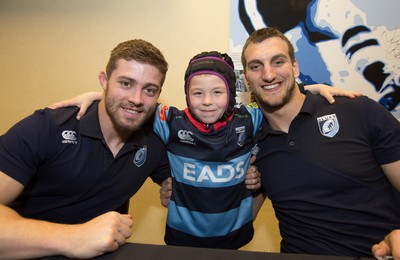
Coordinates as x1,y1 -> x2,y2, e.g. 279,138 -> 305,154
51,51 -> 360,249
154,52 -> 262,249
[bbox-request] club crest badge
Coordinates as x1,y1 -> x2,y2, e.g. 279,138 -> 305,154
317,114 -> 339,138
236,126 -> 246,147
133,145 -> 147,167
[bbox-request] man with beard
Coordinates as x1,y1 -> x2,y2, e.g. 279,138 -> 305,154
242,27 -> 400,258
0,39 -> 170,259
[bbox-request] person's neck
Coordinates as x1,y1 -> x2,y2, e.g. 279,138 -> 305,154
260,88 -> 305,133
98,100 -> 130,157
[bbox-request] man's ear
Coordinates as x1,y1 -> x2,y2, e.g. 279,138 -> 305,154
98,71 -> 108,90
243,74 -> 251,91
293,59 -> 300,78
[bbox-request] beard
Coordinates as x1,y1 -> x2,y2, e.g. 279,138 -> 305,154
104,89 -> 154,134
256,81 -> 296,111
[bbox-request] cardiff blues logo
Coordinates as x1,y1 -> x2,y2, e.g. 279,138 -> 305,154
133,145 -> 147,167
317,114 -> 339,138
235,126 -> 246,147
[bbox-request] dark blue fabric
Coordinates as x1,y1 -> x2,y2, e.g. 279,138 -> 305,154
154,105 -> 259,249
255,93 -> 400,257
0,102 -> 170,223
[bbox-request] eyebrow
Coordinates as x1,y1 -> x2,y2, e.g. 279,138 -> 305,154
118,76 -> 135,82
118,76 -> 161,89
271,54 -> 288,61
247,53 -> 288,65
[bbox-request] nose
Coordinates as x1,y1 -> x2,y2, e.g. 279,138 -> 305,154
128,89 -> 144,105
202,93 -> 213,106
262,66 -> 276,82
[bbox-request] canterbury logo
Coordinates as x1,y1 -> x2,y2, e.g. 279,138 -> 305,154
62,130 -> 77,144
178,129 -> 194,143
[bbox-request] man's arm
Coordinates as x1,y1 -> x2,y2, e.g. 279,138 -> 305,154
49,91 -> 102,120
0,171 -> 133,259
371,161 -> 400,259
159,177 -> 172,208
252,191 -> 267,220
50,86 -> 362,120
381,161 -> 400,192
245,164 -> 261,192
303,84 -> 362,104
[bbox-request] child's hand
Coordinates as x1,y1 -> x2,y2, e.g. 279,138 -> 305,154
49,91 -> 102,120
304,84 -> 362,104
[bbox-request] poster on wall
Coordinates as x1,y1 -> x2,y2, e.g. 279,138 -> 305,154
230,0 -> 400,119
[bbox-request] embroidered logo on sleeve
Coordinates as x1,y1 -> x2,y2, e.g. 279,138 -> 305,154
317,114 -> 339,138
235,126 -> 246,147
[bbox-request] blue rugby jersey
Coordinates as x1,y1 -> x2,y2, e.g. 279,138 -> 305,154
153,104 -> 263,249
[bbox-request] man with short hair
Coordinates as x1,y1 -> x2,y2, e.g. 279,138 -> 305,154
0,39 -> 170,259
242,27 -> 400,258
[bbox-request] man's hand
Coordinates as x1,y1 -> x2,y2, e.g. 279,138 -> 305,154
245,165 -> 261,191
304,84 -> 362,104
246,155 -> 261,192
372,229 -> 400,260
49,91 -> 102,120
65,212 -> 133,259
159,177 -> 172,208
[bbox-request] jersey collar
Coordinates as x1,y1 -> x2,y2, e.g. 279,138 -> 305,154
256,91 -> 317,140
183,108 -> 233,133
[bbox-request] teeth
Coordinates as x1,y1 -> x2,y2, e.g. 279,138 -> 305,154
125,108 -> 138,114
263,83 -> 279,90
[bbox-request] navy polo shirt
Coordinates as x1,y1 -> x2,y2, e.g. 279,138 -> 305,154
0,101 -> 170,224
255,92 -> 400,256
